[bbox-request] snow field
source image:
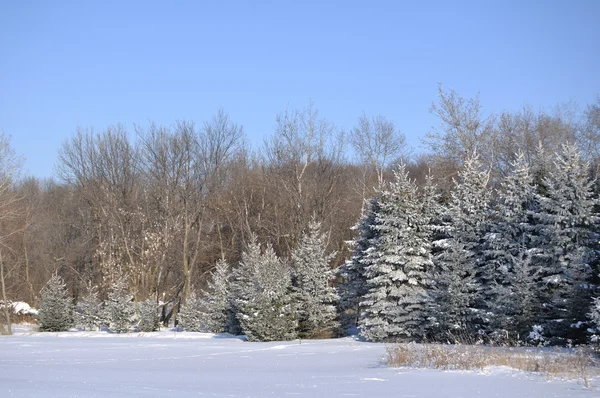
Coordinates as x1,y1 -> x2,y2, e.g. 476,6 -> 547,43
1,329 -> 599,397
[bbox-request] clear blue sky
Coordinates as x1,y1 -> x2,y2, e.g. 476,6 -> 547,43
1,0 -> 598,178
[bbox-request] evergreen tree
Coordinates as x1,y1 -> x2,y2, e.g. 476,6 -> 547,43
589,297 -> 600,345
430,153 -> 490,340
104,277 -> 135,333
534,143 -> 598,342
37,274 -> 74,332
291,221 -> 339,338
75,284 -> 102,331
338,195 -> 382,332
199,259 -> 235,333
483,153 -> 541,339
138,297 -> 160,332
234,235 -> 297,341
359,164 -> 434,342
178,291 -> 205,332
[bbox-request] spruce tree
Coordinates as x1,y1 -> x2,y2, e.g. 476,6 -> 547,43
359,164 -> 433,342
104,277 -> 135,333
75,284 -> 102,331
534,143 -> 598,342
178,291 -> 205,332
338,195 -> 382,332
199,259 -> 235,333
291,221 -> 339,338
138,297 -> 160,332
430,153 -> 490,340
37,274 -> 74,332
589,297 -> 600,345
483,153 -> 541,339
234,235 -> 297,341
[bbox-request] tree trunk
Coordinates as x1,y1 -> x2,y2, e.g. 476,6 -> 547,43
0,251 -> 12,335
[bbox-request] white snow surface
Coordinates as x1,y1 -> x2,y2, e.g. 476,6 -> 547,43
1,326 -> 598,397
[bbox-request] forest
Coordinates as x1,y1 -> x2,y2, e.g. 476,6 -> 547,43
1,85 -> 600,344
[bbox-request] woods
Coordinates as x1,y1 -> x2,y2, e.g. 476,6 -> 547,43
1,87 -> 599,344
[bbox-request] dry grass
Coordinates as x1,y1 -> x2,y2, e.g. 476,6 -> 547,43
386,343 -> 600,387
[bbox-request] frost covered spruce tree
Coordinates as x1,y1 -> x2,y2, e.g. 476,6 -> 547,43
38,274 -> 74,332
138,297 -> 160,332
178,291 -> 204,332
589,297 -> 600,346
338,194 -> 382,332
483,153 -> 541,339
359,164 -> 434,342
75,284 -> 102,331
233,235 -> 297,341
291,221 -> 339,338
430,153 -> 490,340
104,276 -> 135,333
199,259 -> 235,333
534,143 -> 598,342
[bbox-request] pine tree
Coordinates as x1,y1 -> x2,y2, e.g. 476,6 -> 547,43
430,153 -> 490,340
104,277 -> 135,333
138,297 -> 160,332
291,221 -> 339,338
483,153 -> 541,339
178,291 -> 205,332
338,195 -> 382,332
199,259 -> 234,333
37,274 -> 74,332
234,235 -> 297,341
75,284 -> 102,331
534,143 -> 598,342
589,297 -> 600,345
359,164 -> 434,342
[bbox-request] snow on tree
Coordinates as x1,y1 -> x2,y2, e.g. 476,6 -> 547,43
291,220 -> 339,338
37,274 -> 74,332
359,164 -> 434,342
483,153 -> 541,339
198,259 -> 235,333
233,235 -> 297,342
178,291 -> 204,332
138,296 -> 160,332
589,297 -> 600,345
430,153 -> 490,340
534,143 -> 598,342
75,283 -> 102,331
338,194 -> 382,332
104,276 -> 135,333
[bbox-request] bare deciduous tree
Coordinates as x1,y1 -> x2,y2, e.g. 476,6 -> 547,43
0,133 -> 24,335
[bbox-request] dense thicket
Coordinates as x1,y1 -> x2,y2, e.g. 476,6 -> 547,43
0,88 -> 598,342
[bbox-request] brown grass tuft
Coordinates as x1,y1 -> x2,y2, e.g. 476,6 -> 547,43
386,343 -> 600,387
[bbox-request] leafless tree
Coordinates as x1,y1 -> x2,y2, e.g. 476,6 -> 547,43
0,133 -> 24,335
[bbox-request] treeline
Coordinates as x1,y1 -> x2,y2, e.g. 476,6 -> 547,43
0,86 -> 599,340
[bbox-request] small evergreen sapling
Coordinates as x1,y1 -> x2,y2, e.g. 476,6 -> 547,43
178,291 -> 205,332
37,274 -> 74,332
104,277 -> 135,333
75,284 -> 102,331
138,297 -> 160,332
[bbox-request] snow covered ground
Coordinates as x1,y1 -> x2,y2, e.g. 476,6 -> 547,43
1,326 -> 598,397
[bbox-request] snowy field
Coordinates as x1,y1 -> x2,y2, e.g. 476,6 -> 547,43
1,326 -> 599,397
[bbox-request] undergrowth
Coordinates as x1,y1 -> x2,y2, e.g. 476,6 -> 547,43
386,343 -> 600,387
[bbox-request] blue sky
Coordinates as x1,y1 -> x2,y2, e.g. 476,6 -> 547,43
1,0 -> 598,178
